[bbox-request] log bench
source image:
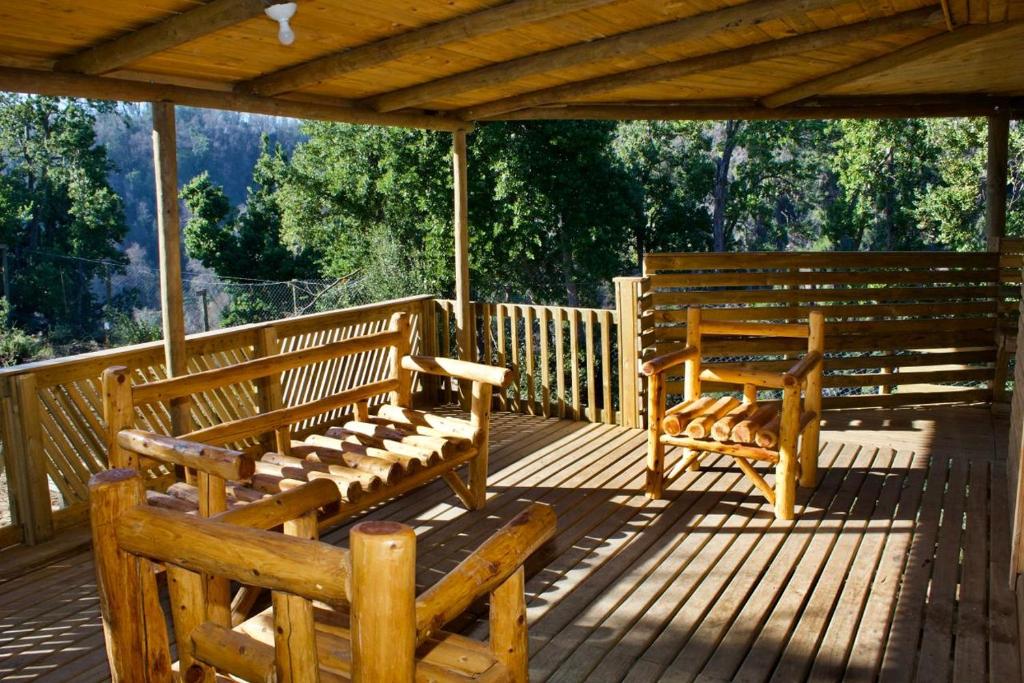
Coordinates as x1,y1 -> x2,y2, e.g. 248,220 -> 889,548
90,468 -> 556,682
101,310 -> 512,531
642,306 -> 825,520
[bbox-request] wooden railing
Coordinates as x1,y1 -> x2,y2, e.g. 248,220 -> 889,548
641,240 -> 1024,411
435,300 -> 623,424
0,296 -> 432,548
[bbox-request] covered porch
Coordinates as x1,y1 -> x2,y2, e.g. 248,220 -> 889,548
0,404 -> 1014,682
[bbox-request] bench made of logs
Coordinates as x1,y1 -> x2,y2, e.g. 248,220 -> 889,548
90,468 -> 555,682
643,307 -> 825,520
102,311 -> 511,524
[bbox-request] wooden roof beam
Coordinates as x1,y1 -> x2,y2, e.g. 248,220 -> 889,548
242,0 -> 619,98
369,0 -> 853,113
481,96 -> 1024,121
458,6 -> 946,121
55,0 -> 269,75
0,67 -> 470,132
760,20 -> 1023,108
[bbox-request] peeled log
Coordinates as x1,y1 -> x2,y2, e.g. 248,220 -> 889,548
262,450 -> 399,487
731,403 -> 778,444
685,396 -> 741,439
315,431 -> 438,467
250,472 -> 363,505
293,439 -> 423,475
711,402 -> 759,442
754,413 -> 783,449
662,396 -> 715,436
254,459 -> 381,494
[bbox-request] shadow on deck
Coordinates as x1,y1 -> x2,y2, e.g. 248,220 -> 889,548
0,406 -> 1018,682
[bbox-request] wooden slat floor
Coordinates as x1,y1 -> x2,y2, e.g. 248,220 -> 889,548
0,406 -> 1018,682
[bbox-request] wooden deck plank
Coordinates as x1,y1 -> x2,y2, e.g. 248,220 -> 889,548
0,405 -> 1017,683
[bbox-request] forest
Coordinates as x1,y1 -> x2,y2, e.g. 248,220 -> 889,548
0,94 -> 1021,365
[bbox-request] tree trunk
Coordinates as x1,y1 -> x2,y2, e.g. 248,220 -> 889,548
711,120 -> 741,252
558,215 -> 579,307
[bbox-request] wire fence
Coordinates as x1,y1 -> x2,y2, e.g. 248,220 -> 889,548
5,249 -> 370,352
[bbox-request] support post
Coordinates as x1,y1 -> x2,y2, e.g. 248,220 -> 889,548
453,129 -> 473,408
418,298 -> 439,406
10,374 -> 53,544
987,111 -> 1010,251
152,101 -> 191,436
614,277 -> 644,428
254,326 -> 289,455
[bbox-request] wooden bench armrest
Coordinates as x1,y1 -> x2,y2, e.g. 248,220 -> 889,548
642,346 -> 699,376
783,350 -> 824,386
401,355 -> 513,388
211,479 -> 340,530
414,503 -> 556,641
117,429 -> 254,480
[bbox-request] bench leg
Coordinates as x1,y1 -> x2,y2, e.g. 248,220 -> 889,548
467,382 -> 493,510
775,386 -> 799,520
799,425 -> 820,489
646,373 -> 666,498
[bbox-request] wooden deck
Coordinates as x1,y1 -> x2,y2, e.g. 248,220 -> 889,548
0,406 -> 1018,682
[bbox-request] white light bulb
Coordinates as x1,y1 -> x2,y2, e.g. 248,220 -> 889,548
265,3 -> 297,46
278,21 -> 295,45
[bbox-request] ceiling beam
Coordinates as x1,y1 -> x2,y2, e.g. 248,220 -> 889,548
458,6 -> 945,121
55,0 -> 269,75
760,20 -> 1023,108
369,0 -> 851,113
0,67 -> 470,132
480,96 -> 1023,121
242,0 -> 619,97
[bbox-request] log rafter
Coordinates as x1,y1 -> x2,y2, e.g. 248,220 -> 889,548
55,0 -> 269,75
455,6 -> 945,121
0,67 -> 470,132
241,0 -> 620,97
368,0 -> 856,114
760,20 -> 1024,108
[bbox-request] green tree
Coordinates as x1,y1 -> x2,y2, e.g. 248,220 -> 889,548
182,136 -> 314,324
0,95 -> 126,338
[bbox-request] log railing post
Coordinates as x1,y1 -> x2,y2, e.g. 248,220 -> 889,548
103,366 -> 138,470
390,312 -> 413,408
987,111 -> 1010,252
90,469 -> 173,682
614,277 -> 645,429
351,521 -> 416,683
8,373 -> 53,544
490,566 -> 528,683
273,511 -> 320,683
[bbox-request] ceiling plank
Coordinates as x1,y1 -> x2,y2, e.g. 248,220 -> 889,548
481,96 -> 1023,121
0,67 -> 470,132
55,0 -> 269,75
242,0 -> 619,97
760,20 -> 1023,108
369,0 -> 854,113
458,6 -> 945,120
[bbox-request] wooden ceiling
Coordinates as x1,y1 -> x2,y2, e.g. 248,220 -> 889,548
0,0 -> 1022,129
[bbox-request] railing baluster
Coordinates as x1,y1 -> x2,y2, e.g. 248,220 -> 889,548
600,310 -> 614,425
509,305 -> 520,414
585,310 -> 597,423
540,307 -> 550,418
569,309 -> 580,421
496,304 -> 508,412
554,308 -> 566,419
524,306 -> 535,416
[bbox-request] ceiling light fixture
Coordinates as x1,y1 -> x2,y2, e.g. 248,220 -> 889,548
265,2 -> 297,46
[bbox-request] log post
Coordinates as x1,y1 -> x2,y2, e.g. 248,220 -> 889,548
490,566 -> 528,683
351,521 -> 416,683
776,383 -> 800,520
272,511 -> 320,683
103,366 -> 137,469
254,326 -> 289,455
799,310 -> 825,488
166,565 -> 214,681
614,276 -> 644,428
453,129 -> 473,411
90,469 -> 173,682
986,111 -> 1010,251
152,101 -> 191,437
684,306 -> 702,471
390,312 -> 413,408
11,373 -> 54,544
468,380 -> 494,509
198,471 -> 232,627
646,369 -> 665,498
